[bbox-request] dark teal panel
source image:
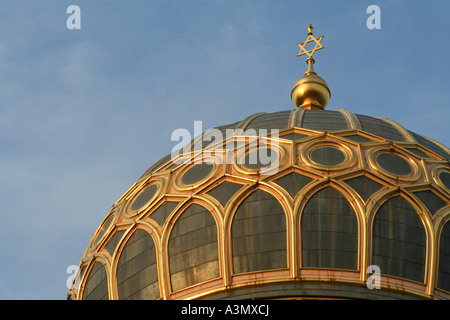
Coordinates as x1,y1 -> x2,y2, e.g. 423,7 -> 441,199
405,148 -> 431,159
245,111 -> 291,131
168,204 -> 219,292
408,131 -> 450,160
342,134 -> 372,143
104,230 -> 125,256
83,261 -> 108,300
376,153 -> 412,176
438,222 -> 450,292
94,215 -> 115,247
302,110 -> 350,131
310,146 -> 346,166
274,172 -> 312,199
301,187 -> 358,270
207,181 -> 243,207
117,229 -> 159,300
241,148 -> 278,170
281,133 -> 308,141
413,190 -> 448,216
131,184 -> 158,211
232,190 -> 287,274
344,176 -> 383,202
181,162 -> 214,185
150,201 -> 179,226
440,171 -> 450,190
372,196 -> 426,283
357,114 -> 406,142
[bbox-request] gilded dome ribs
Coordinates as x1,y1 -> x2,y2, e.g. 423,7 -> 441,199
68,25 -> 450,300
69,109 -> 450,300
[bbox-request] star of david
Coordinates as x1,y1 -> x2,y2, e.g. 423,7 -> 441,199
297,32 -> 324,58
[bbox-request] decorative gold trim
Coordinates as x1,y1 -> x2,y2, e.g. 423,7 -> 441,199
404,184 -> 449,215
294,179 -> 365,275
288,107 -> 306,128
160,196 -> 224,296
190,275 -> 433,300
173,155 -> 223,191
366,189 -> 434,285
144,197 -> 186,229
78,255 -> 111,300
421,134 -> 450,156
300,140 -> 357,172
337,109 -> 362,130
367,147 -> 421,182
332,129 -> 387,143
73,121 -> 450,300
433,208 -> 450,293
108,224 -> 163,300
108,226 -> 136,300
234,112 -> 267,134
338,172 -> 390,207
376,117 -> 417,143
233,139 -> 287,176
223,183 -> 293,278
88,209 -> 119,253
123,177 -> 165,218
67,262 -> 89,299
279,127 -> 322,138
431,165 -> 450,195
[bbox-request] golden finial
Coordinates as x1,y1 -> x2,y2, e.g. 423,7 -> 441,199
291,24 -> 330,110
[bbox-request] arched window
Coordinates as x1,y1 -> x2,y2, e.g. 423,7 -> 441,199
301,186 -> 358,270
231,190 -> 287,274
372,196 -> 426,283
116,229 -> 159,300
168,204 -> 219,292
82,261 -> 108,300
438,221 -> 450,292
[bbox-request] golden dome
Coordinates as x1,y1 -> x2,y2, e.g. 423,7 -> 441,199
67,109 -> 450,300
67,25 -> 450,301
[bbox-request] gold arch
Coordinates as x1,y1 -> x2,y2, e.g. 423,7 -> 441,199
294,180 -> 366,278
109,223 -> 162,300
366,189 -> 434,291
223,182 -> 293,281
160,196 -> 224,298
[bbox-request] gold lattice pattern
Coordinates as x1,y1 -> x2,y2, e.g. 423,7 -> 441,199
68,125 -> 450,300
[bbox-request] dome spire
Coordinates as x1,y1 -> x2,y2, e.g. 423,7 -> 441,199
291,24 -> 331,110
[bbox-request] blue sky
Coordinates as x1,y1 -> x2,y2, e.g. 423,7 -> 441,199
0,1 -> 449,299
